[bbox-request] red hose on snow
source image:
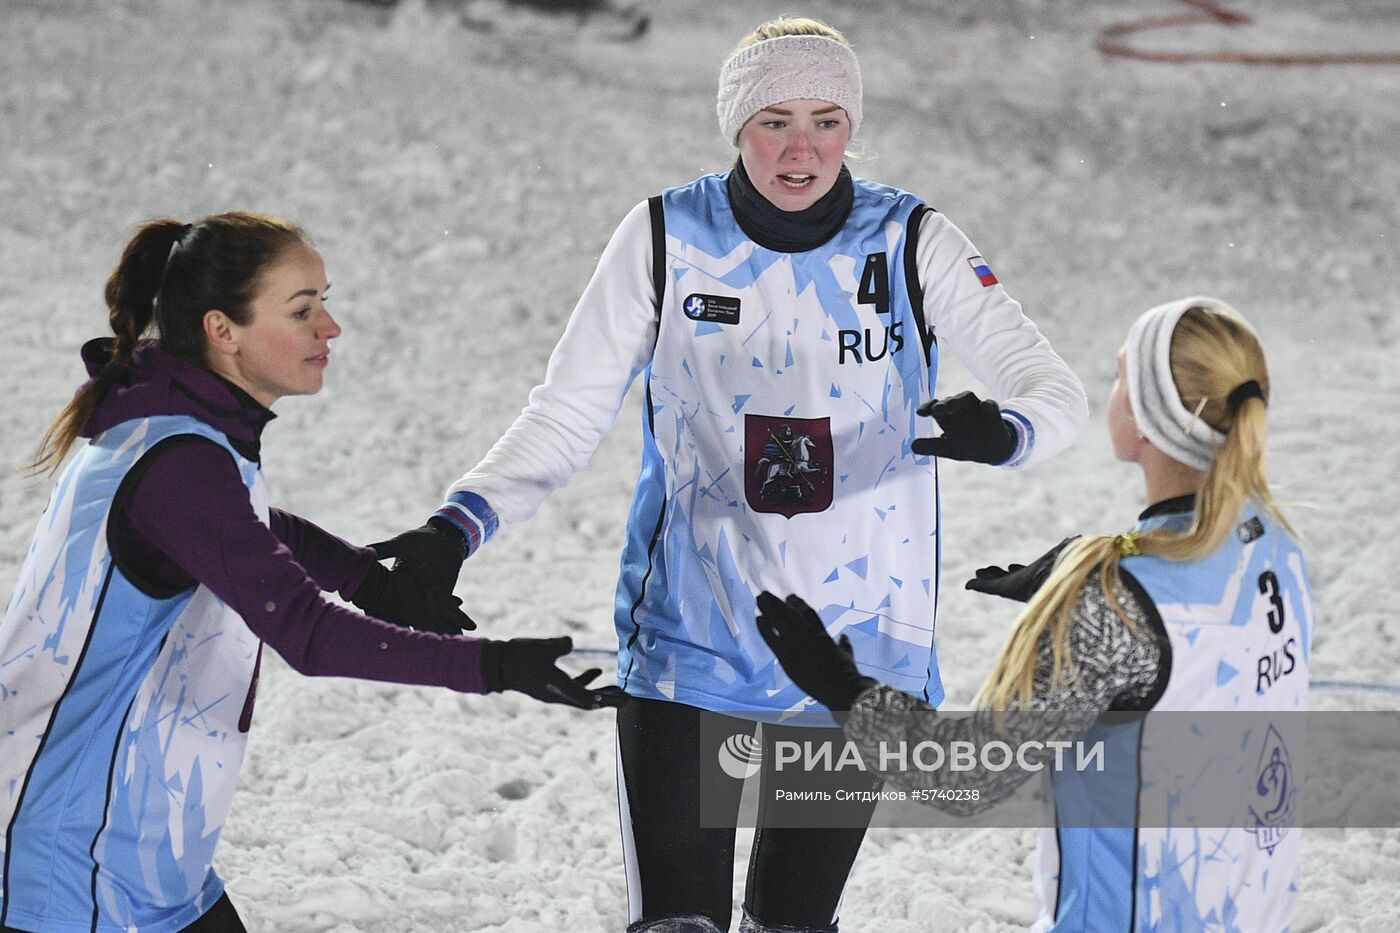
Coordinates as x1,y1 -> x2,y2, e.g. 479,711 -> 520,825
1097,0 -> 1400,65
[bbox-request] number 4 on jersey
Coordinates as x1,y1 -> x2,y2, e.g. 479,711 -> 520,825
842,253 -> 904,365
857,252 -> 890,314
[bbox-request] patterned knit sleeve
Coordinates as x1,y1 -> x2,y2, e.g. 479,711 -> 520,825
842,574 -> 1161,815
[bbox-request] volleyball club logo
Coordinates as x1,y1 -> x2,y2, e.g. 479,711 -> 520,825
1246,723 -> 1296,854
718,732 -> 763,780
744,414 -> 834,518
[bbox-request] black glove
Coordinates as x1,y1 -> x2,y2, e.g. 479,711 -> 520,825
480,636 -> 626,710
369,518 -> 468,598
911,391 -> 1018,464
755,591 -> 878,711
965,536 -> 1080,603
349,561 -> 477,633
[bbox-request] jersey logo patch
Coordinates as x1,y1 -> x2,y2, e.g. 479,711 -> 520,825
1246,723 -> 1296,855
967,255 -> 998,287
1237,516 -> 1266,543
683,293 -> 741,325
745,414 -> 833,518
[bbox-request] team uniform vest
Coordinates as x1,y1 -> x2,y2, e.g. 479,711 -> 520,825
616,172 -> 944,716
0,416 -> 265,933
1033,505 -> 1312,932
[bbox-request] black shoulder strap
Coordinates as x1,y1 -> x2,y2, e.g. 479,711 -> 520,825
904,203 -> 936,368
648,195 -> 666,322
1112,567 -> 1173,712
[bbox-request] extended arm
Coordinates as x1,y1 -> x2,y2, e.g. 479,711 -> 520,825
122,441 -> 621,708
122,439 -> 490,691
841,576 -> 1161,813
432,201 -> 661,551
914,212 -> 1088,469
268,507 -> 376,595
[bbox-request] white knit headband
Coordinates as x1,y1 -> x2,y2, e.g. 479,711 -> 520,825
716,35 -> 862,146
1124,295 -> 1258,472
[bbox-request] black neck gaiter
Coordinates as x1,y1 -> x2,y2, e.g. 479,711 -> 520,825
727,158 -> 854,253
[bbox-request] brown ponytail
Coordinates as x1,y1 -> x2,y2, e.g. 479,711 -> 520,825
30,219 -> 188,474
30,211 -> 307,474
105,219 -> 189,364
976,305 -> 1296,710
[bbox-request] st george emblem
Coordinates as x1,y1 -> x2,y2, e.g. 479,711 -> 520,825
744,414 -> 834,517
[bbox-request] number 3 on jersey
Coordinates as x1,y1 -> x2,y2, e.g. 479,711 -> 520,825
1257,570 -> 1285,634
1255,569 -> 1297,693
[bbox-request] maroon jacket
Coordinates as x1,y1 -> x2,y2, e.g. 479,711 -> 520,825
83,338 -> 488,695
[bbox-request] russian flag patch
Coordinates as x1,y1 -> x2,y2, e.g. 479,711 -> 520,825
967,255 -> 998,287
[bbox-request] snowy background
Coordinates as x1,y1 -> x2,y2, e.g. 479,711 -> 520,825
2,0 -> 1399,929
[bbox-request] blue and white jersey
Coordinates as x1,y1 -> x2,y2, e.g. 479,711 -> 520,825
0,416 -> 265,933
1034,506 -> 1312,933
619,174 -> 940,713
440,171 -> 1087,720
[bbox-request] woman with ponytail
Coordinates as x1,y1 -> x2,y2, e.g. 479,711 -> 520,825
0,213 -> 619,933
758,296 -> 1311,932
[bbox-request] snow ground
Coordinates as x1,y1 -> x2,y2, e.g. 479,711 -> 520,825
1,0 -> 1398,929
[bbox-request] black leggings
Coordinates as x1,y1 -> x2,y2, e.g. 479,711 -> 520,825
2,892 -> 246,933
617,697 -> 882,932
184,893 -> 248,933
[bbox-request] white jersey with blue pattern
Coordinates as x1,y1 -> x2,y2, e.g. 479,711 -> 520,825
441,170 -> 1087,719
619,174 -> 942,713
1034,505 -> 1311,933
0,416 -> 265,933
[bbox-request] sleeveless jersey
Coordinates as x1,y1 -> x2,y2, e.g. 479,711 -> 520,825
1034,505 -> 1312,932
616,172 -> 944,716
0,415 -> 266,933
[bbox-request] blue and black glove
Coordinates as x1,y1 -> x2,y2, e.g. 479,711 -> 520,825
481,636 -> 626,710
966,536 -> 1080,603
912,390 -> 1018,465
755,591 -> 877,711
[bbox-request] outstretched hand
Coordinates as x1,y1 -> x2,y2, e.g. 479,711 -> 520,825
349,561 -> 477,633
755,591 -> 876,712
911,390 -> 1018,465
965,536 -> 1080,603
369,519 -> 468,598
483,636 -> 626,710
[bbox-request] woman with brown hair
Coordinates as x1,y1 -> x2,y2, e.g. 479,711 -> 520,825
0,212 -> 617,933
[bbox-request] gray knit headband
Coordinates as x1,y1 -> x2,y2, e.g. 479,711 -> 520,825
1124,296 -> 1258,472
716,35 -> 862,146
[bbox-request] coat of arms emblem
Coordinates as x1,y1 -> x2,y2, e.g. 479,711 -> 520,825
744,414 -> 834,517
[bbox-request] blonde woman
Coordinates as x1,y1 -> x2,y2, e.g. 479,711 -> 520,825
760,296 -> 1311,932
